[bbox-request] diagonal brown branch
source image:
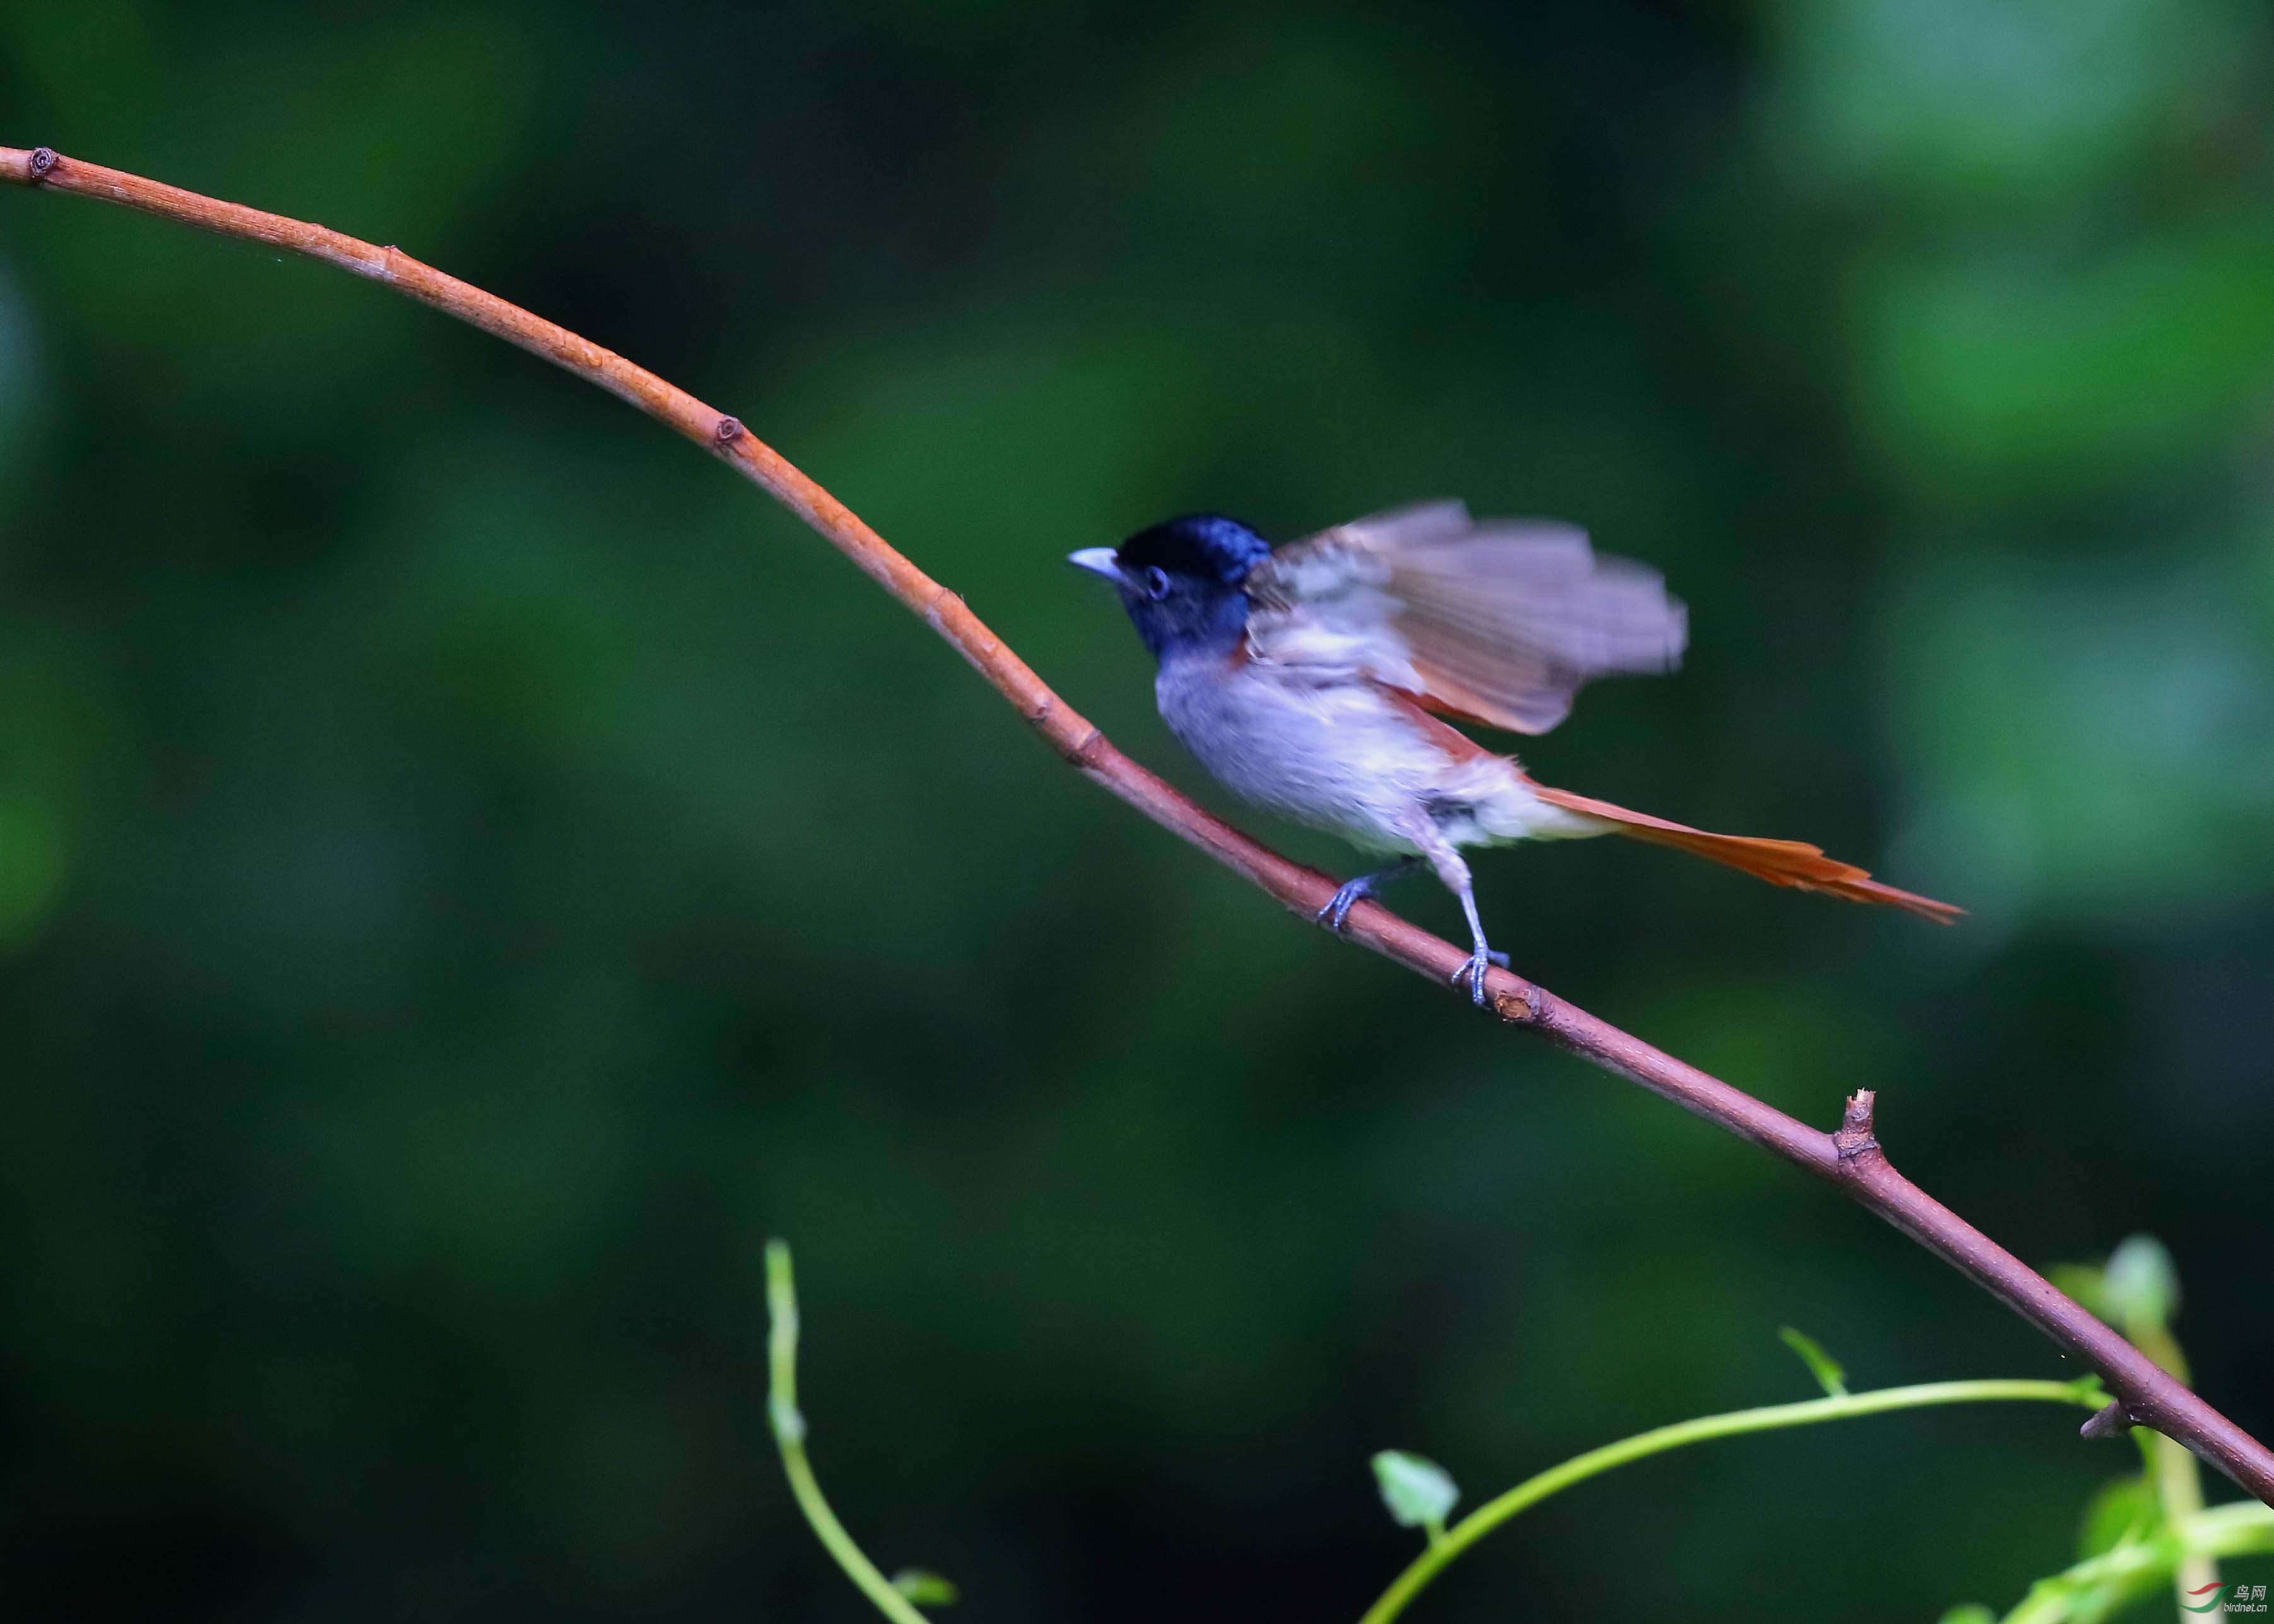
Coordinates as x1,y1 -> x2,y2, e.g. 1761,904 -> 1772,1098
8,141 -> 2268,1505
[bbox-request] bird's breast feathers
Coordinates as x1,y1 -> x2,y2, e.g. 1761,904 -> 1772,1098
1154,653 -> 1601,854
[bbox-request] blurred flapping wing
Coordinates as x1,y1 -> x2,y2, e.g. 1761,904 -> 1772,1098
1244,502 -> 1688,734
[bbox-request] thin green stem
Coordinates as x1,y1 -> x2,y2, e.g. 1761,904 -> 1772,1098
765,1241 -> 932,1624
2129,1316 -> 2220,1613
1358,1379 -> 2106,1624
1999,1501 -> 2274,1624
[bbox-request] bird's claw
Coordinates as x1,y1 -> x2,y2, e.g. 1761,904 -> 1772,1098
1317,876 -> 1375,933
1318,858 -> 1425,935
1448,947 -> 1509,1003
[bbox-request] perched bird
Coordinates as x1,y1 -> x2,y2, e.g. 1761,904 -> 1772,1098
1070,503 -> 1958,1002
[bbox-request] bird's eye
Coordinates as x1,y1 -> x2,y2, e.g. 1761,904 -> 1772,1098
1143,567 -> 1171,600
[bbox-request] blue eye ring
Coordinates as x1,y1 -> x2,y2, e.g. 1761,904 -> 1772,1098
1143,566 -> 1170,599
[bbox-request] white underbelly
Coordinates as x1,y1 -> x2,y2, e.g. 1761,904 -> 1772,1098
1155,658 -> 1604,854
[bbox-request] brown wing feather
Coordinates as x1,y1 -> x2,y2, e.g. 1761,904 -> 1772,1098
1376,685 -> 1506,764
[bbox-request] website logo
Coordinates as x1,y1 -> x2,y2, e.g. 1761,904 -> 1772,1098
2189,1582 -> 2271,1615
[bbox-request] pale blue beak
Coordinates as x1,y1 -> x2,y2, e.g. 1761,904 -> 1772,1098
1067,547 -> 1124,585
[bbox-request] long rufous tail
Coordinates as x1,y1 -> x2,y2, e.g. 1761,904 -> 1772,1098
1530,785 -> 1962,925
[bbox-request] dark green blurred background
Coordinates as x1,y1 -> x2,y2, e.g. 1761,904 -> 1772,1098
3,3 -> 2271,1619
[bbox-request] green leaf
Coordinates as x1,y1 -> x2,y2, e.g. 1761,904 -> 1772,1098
2102,1236 -> 2179,1335
2075,1474 -> 2157,1560
1777,1326 -> 1849,1398
1937,1606 -> 1997,1624
891,1570 -> 959,1606
1372,1451 -> 1460,1532
2047,1263 -> 2109,1321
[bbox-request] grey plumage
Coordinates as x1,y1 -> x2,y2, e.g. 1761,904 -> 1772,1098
1245,501 -> 1688,735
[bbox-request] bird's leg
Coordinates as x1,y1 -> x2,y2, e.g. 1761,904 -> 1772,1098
1399,819 -> 1504,1006
1316,856 -> 1425,933
1446,872 -> 1506,1005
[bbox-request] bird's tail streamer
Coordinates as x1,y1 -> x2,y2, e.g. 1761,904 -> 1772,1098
1529,785 -> 1962,924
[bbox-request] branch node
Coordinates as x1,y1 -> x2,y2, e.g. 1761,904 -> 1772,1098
920,581 -> 964,634
1068,726 -> 1109,769
1834,1089 -> 1879,1161
1493,980 -> 1543,1024
713,414 -> 743,446
2080,1399 -> 2137,1440
28,147 -> 58,182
